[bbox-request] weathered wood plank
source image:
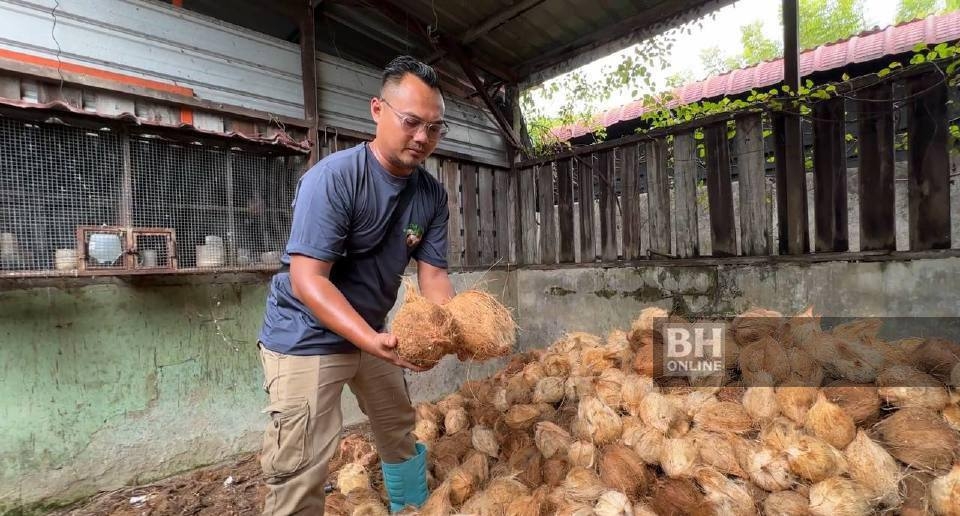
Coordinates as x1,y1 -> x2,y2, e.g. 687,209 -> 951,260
857,82 -> 896,251
906,71 -> 951,250
537,163 -> 558,264
442,160 -> 463,267
478,166 -> 496,265
93,92 -> 136,116
646,139 -> 672,255
812,97 -> 848,253
772,112 -> 810,254
705,124 -> 737,256
509,168 -> 520,263
597,149 -> 618,261
461,164 -> 481,267
556,158 -> 576,263
736,114 -> 771,255
494,169 -> 511,263
519,167 -> 539,264
620,143 -> 641,260
673,132 -> 700,257
577,156 -> 596,263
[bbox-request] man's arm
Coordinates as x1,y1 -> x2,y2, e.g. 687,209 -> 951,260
289,254 -> 424,371
417,259 -> 455,305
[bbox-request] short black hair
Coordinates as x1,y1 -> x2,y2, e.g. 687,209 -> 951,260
381,55 -> 440,92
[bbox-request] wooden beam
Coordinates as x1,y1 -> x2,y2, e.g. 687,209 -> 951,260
300,3 -> 320,165
446,38 -> 524,151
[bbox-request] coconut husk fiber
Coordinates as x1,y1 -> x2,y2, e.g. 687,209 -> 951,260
535,421 -> 573,459
784,434 -> 846,483
446,289 -> 516,361
435,393 -> 465,414
731,307 -> 784,346
803,392 -> 857,450
693,401 -> 753,434
593,490 -> 632,516
444,407 -> 470,435
843,430 -> 901,508
821,380 -> 881,426
875,407 -> 960,474
648,477 -> 713,516
567,440 -> 597,469
505,486 -> 550,516
694,466 -> 758,516
762,490 -> 811,516
543,457 -> 571,487
930,463 -> 960,516
877,364 -> 951,410
627,306 -> 669,350
577,396 -> 623,445
691,431 -> 748,478
808,477 -> 874,516
418,480 -> 454,516
472,425 -> 500,458
744,445 -> 796,492
599,444 -> 651,501
391,285 -> 459,369
660,436 -> 700,479
509,445 -> 544,488
562,466 -> 606,503
336,462 -> 371,495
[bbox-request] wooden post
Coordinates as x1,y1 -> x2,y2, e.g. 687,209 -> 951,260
620,143 -> 642,260
736,115 -> 771,255
812,97 -> 848,252
556,159 -> 576,263
857,82 -> 896,251
673,133 -> 700,257
537,163 -> 557,264
906,70 -> 951,250
779,0 -> 809,254
300,3 -> 320,166
598,150 -> 618,261
704,124 -> 737,256
646,139 -> 672,255
577,157 -> 596,263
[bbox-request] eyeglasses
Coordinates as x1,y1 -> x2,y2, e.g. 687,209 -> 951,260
378,98 -> 449,140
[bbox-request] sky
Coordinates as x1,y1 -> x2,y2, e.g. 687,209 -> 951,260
527,0 -> 902,118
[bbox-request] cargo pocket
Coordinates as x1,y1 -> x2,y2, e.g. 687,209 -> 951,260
260,398 -> 310,482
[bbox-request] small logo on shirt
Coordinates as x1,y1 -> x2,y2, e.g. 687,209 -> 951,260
404,223 -> 424,248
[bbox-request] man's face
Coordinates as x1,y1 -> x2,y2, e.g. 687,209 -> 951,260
371,74 -> 446,171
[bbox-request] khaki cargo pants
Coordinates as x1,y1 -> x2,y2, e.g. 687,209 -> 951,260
258,343 -> 417,515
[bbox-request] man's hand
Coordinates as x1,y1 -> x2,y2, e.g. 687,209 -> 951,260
361,332 -> 428,372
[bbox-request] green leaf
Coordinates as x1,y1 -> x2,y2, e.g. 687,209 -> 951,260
928,51 -> 938,61
805,79 -> 814,88
878,68 -> 891,78
913,42 -> 928,53
845,133 -> 854,142
888,61 -> 902,69
911,54 -> 926,65
841,73 -> 850,81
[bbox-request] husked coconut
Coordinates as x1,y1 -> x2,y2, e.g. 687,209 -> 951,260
535,421 -> 573,459
622,374 -> 658,416
533,376 -> 566,404
743,383 -> 782,424
567,440 -> 597,469
577,396 -> 623,445
599,444 -> 650,501
808,477 -> 874,516
627,307 -> 669,350
776,386 -> 818,425
695,466 -> 758,516
731,307 -> 784,346
593,491 -> 632,516
877,364 -> 951,410
660,436 -> 700,478
336,463 -> 371,495
930,463 -> 960,516
875,407 -> 960,474
693,401 -> 753,434
471,425 -> 499,458
821,380 -> 881,426
843,430 -> 901,508
444,407 -> 470,435
804,392 -> 856,449
594,368 -> 626,409
563,466 -> 606,503
762,490 -> 811,516
445,289 -> 516,361
784,434 -> 846,483
691,430 -> 748,478
746,445 -> 796,492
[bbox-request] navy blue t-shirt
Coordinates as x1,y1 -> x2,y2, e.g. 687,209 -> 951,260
258,143 -> 449,355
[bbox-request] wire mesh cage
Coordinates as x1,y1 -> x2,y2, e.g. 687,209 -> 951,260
0,115 -> 306,277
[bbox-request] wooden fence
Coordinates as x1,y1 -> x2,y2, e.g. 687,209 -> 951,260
508,64 -> 957,266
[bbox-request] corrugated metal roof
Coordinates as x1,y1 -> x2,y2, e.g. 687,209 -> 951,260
554,11 -> 960,141
181,0 -> 733,95
0,96 -> 311,152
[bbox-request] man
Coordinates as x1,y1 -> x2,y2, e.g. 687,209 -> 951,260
257,55 -> 455,515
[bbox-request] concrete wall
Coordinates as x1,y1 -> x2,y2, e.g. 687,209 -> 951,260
3,255 -> 959,513
0,271 -> 507,514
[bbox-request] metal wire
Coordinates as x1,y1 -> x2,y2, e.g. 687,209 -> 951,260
0,117 -> 304,274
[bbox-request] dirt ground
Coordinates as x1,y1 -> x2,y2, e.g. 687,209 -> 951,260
50,427 -> 379,516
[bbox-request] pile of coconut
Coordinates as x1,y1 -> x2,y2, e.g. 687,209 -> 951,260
331,306 -> 960,515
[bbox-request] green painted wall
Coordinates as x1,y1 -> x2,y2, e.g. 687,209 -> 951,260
0,281 -> 272,514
